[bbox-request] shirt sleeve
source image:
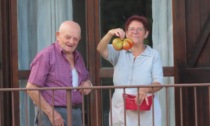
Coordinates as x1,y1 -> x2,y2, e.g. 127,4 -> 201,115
28,52 -> 50,86
152,50 -> 163,84
107,44 -> 120,66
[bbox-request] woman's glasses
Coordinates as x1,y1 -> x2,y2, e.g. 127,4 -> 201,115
128,27 -> 145,33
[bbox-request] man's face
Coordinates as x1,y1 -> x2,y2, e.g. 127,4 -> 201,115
56,24 -> 81,54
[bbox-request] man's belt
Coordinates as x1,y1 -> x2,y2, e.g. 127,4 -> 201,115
54,104 -> 81,109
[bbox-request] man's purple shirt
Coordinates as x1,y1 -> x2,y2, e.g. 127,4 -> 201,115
28,41 -> 89,106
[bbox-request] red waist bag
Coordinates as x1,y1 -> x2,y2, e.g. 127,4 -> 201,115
122,93 -> 154,111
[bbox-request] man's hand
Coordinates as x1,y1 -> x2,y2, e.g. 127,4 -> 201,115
79,80 -> 92,95
48,109 -> 64,126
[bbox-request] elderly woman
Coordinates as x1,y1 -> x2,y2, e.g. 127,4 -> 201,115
97,15 -> 163,126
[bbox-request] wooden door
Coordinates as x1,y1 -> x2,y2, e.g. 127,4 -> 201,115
0,0 -> 19,126
173,0 -> 210,125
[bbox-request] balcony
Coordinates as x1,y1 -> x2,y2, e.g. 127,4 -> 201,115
0,83 -> 210,126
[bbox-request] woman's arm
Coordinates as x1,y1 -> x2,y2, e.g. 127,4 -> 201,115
97,28 -> 125,59
139,82 -> 162,94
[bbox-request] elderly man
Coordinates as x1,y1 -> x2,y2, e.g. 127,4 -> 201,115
26,21 -> 92,126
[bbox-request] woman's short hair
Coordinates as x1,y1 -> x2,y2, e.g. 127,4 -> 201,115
124,15 -> 150,32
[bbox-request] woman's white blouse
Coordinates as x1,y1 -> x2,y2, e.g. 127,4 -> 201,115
107,45 -> 163,87
107,44 -> 163,126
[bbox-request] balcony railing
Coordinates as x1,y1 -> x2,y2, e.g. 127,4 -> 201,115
0,83 -> 210,126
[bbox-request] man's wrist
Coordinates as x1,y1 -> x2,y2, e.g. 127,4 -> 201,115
89,82 -> 93,86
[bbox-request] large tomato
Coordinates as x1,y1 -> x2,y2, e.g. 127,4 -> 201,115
112,38 -> 123,51
112,38 -> 134,51
123,38 -> 134,50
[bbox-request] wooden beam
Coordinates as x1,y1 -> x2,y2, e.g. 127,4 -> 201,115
18,70 -> 30,80
19,67 -> 175,80
1,0 -> 19,125
187,14 -> 210,67
86,0 -> 101,126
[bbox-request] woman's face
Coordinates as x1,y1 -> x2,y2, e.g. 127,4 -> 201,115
126,20 -> 149,44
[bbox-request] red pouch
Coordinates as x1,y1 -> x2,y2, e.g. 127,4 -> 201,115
122,93 -> 154,111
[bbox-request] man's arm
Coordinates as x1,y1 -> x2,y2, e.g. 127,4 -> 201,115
26,82 -> 64,125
